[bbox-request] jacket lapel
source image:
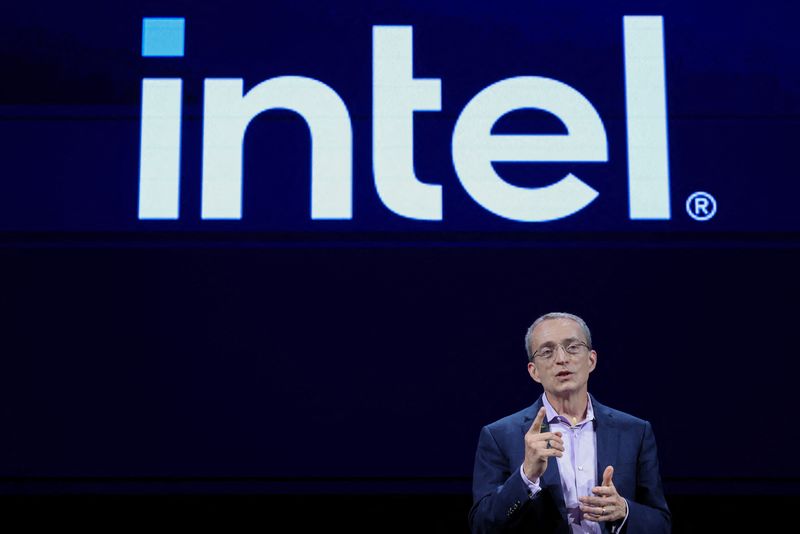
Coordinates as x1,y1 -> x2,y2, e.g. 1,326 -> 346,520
592,395 -> 619,488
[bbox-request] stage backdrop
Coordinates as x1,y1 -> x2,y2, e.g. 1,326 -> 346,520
1,0 -> 798,496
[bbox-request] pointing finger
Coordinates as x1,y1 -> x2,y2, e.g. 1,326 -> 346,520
529,407 -> 546,434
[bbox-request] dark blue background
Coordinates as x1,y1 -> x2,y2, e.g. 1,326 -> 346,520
1,0 -> 798,498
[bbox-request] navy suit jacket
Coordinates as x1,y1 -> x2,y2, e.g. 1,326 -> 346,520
469,395 -> 670,534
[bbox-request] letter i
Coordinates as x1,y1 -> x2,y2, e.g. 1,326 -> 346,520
138,17 -> 185,219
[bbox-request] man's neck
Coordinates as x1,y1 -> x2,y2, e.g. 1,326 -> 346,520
544,390 -> 588,424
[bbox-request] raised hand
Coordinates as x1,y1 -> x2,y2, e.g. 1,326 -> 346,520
579,465 -> 628,523
522,407 -> 564,481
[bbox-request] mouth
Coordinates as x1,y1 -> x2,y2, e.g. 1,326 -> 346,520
555,371 -> 573,380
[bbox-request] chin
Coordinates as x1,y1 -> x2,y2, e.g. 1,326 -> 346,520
549,382 -> 579,394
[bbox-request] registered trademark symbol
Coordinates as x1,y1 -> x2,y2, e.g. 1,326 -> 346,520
685,191 -> 717,221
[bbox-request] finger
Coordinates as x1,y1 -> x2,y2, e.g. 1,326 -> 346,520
536,432 -> 564,444
534,433 -> 565,449
580,509 -> 604,522
579,495 -> 614,507
528,407 -> 546,434
583,512 -> 606,523
528,432 -> 564,451
543,432 -> 564,441
581,505 -> 616,522
591,486 -> 615,497
535,447 -> 563,458
602,465 -> 614,487
580,505 -> 605,516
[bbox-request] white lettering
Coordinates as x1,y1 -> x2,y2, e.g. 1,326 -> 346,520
201,77 -> 353,219
373,26 -> 443,220
138,79 -> 182,220
138,16 -> 672,225
624,16 -> 671,220
451,76 -> 606,222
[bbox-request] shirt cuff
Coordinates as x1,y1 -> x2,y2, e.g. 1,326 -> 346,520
610,498 -> 629,533
519,464 -> 542,498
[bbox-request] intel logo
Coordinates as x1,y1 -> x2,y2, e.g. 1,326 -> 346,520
139,17 -> 670,223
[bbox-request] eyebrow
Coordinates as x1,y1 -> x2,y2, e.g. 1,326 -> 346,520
538,336 -> 582,348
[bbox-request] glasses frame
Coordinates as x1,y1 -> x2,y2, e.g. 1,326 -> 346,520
531,341 -> 590,362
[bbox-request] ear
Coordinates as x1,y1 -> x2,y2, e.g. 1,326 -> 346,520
528,361 -> 542,383
588,350 -> 597,373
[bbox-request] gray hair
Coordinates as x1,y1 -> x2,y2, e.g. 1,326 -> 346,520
525,312 -> 592,362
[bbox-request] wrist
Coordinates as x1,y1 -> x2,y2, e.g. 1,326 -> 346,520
521,464 -> 539,482
519,464 -> 541,497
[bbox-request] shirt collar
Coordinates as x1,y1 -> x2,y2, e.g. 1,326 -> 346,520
542,392 -> 595,427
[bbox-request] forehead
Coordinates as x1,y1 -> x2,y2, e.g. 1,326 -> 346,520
531,318 -> 585,347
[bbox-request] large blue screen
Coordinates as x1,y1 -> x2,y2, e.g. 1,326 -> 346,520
1,1 -> 798,497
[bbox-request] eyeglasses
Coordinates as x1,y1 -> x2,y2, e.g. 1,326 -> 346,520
531,341 -> 589,362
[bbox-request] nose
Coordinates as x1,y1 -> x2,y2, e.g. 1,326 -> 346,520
553,344 -> 569,363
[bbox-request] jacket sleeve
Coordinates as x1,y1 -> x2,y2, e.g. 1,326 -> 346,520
469,425 -> 553,534
621,421 -> 671,534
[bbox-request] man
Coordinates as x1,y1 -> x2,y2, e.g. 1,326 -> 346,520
469,312 -> 670,533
